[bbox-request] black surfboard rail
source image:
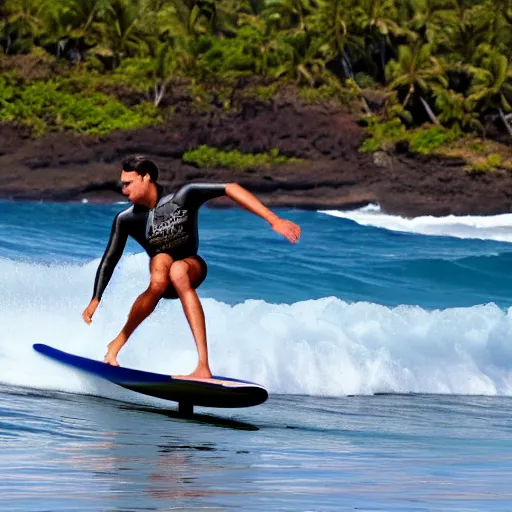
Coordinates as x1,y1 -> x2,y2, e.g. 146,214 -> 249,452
33,344 -> 268,413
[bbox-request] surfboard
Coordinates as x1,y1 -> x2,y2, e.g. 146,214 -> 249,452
33,344 -> 268,414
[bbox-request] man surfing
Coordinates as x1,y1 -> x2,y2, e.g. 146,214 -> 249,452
82,156 -> 301,379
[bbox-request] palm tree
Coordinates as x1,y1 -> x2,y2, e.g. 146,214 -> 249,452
41,0 -> 108,60
262,0 -> 317,32
3,0 -> 47,53
475,0 -> 512,53
151,1 -> 224,80
99,0 -> 148,68
387,41 -> 448,123
403,0 -> 456,45
467,47 -> 512,138
433,86 -> 483,132
306,0 -> 363,79
151,40 -> 180,106
437,0 -> 489,64
353,0 -> 402,84
272,30 -> 329,85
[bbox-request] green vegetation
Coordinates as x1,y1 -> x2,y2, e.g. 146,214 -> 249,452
361,118 -> 458,155
471,152 -> 504,171
183,145 -> 297,170
0,0 -> 511,155
434,136 -> 512,171
360,117 -> 407,153
0,71 -> 161,136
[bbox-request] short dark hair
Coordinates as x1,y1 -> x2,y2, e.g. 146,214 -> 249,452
122,156 -> 159,182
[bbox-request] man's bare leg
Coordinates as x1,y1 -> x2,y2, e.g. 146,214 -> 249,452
170,259 -> 212,379
104,254 -> 173,365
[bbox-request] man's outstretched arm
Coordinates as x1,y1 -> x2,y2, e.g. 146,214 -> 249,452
225,183 -> 301,243
82,212 -> 128,324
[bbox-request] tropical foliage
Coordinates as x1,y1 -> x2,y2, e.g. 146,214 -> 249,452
1,0 -> 511,143
183,145 -> 298,169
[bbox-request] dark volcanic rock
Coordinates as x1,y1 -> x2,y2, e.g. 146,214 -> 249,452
1,98 -> 511,218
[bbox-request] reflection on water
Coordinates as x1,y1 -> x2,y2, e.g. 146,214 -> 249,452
119,404 -> 260,431
2,386 -> 512,511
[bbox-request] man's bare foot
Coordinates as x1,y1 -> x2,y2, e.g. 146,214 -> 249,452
103,341 -> 121,366
173,365 -> 213,380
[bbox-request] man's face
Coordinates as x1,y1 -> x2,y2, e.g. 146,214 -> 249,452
120,170 -> 150,203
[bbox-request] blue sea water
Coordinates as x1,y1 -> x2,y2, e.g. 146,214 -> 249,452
2,200 -> 512,511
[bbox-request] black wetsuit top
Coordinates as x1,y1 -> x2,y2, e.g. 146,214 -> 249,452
92,183 -> 226,300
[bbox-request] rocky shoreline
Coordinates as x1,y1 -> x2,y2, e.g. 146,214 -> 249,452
2,99 -> 512,218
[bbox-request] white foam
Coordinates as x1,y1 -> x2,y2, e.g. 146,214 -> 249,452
320,205 -> 512,242
1,255 -> 512,398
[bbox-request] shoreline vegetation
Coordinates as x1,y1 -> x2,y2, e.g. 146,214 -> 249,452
0,0 -> 511,215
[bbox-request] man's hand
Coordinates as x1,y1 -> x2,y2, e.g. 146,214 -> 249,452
271,218 -> 301,243
82,298 -> 100,325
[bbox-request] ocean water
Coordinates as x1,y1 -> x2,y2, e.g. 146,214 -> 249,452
2,200 -> 512,511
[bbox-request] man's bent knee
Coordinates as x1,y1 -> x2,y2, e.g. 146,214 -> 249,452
148,276 -> 170,296
169,261 -> 191,291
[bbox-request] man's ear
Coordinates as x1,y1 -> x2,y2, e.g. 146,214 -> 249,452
143,173 -> 151,182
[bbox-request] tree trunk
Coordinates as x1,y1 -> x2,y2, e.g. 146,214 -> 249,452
380,35 -> 387,84
419,96 -> 440,125
154,82 -> 166,107
341,50 -> 353,79
499,108 -> 512,140
403,86 -> 414,108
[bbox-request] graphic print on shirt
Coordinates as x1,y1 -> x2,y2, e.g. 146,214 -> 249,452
147,200 -> 190,254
